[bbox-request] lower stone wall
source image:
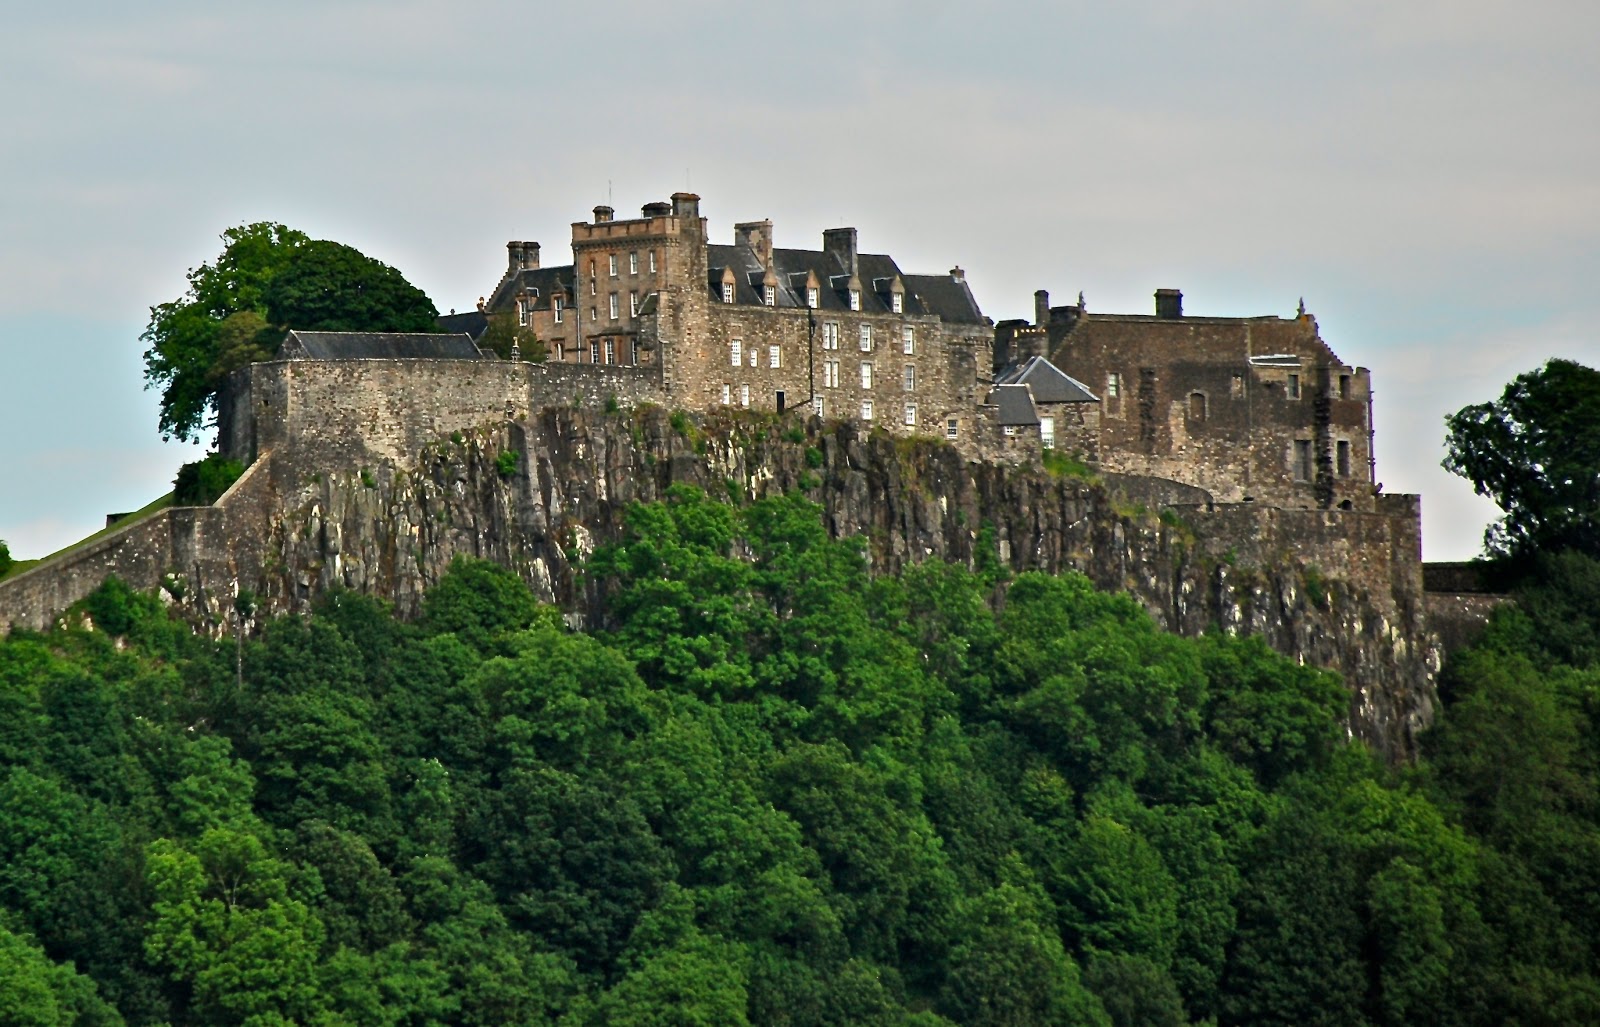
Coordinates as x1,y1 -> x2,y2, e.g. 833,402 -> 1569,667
0,404 -> 1438,763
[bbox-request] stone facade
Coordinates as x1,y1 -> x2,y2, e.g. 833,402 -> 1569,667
996,290 -> 1375,510
486,193 -> 992,445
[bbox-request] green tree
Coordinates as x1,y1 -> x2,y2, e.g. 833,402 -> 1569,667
0,538 -> 13,578
1443,358 -> 1600,559
264,239 -> 438,334
141,222 -> 309,442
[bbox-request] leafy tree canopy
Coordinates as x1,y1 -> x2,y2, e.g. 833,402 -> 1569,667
1443,358 -> 1600,560
141,224 -> 438,443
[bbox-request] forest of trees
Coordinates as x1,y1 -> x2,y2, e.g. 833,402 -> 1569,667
3,479 -> 1600,1025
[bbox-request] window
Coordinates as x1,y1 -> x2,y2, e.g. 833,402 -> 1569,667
589,340 -> 600,363
629,252 -> 638,274
1106,372 -> 1121,398
722,283 -> 735,304
748,346 -> 758,367
903,365 -> 916,391
1287,373 -> 1301,400
603,338 -> 615,364
902,326 -> 914,354
588,260 -> 595,279
1339,374 -> 1351,399
1230,373 -> 1243,397
1004,425 -> 1017,437
608,254 -> 618,277
893,292 -> 904,313
722,383 -> 731,405
731,340 -> 742,366
814,397 -> 824,418
649,250 -> 657,272
903,402 -> 917,426
946,418 -> 959,439
822,322 -> 839,350
629,291 -> 638,316
859,324 -> 872,351
608,293 -> 619,320
769,344 -> 781,369
824,360 -> 840,388
861,399 -> 874,421
860,362 -> 874,389
1041,416 -> 1055,449
1189,392 -> 1206,420
763,286 -> 775,306
1337,440 -> 1351,477
590,307 -> 596,323
849,289 -> 861,311
590,277 -> 596,296
1293,439 -> 1313,481
740,384 -> 751,407
553,297 -> 564,323
807,287 -> 819,308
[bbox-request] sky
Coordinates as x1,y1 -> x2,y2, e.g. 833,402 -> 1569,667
2,0 -> 1596,561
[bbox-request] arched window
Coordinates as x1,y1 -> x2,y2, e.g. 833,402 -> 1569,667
1188,392 -> 1207,420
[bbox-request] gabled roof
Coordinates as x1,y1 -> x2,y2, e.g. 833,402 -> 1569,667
485,265 -> 576,314
281,331 -> 485,360
985,384 -> 1039,426
993,356 -> 1099,403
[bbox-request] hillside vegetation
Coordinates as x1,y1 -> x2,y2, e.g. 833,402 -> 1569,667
3,487 -> 1599,1025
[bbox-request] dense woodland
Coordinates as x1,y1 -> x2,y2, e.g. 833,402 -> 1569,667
3,478 -> 1600,1026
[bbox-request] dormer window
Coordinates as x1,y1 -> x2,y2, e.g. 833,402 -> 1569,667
722,283 -> 735,304
807,287 -> 819,308
891,292 -> 903,314
763,286 -> 775,306
553,296 -> 564,323
849,289 -> 861,311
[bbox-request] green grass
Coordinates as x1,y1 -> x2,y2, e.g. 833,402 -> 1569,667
0,492 -> 175,581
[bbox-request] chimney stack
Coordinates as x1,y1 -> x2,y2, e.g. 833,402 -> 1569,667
1155,288 -> 1183,319
642,200 -> 672,218
593,205 -> 614,223
507,241 -> 524,272
524,242 -> 539,270
1034,289 -> 1050,326
823,227 -> 859,275
671,192 -> 700,219
950,266 -> 965,283
735,219 -> 774,268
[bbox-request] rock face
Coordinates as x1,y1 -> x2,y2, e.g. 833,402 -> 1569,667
0,405 -> 1438,762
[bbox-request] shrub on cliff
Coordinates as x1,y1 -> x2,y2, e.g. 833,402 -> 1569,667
172,454 -> 244,506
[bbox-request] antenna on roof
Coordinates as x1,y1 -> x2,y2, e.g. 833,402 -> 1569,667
608,180 -> 613,206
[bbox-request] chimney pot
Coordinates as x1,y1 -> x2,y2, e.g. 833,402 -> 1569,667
642,200 -> 672,218
593,205 -> 614,223
1155,288 -> 1183,319
950,266 -> 965,283
1034,289 -> 1050,325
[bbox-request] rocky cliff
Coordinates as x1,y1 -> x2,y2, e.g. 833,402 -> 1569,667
0,405 -> 1438,762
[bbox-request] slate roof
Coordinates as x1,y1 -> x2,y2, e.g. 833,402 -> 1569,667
485,265 -> 577,314
282,331 -> 485,360
985,384 -> 1039,426
704,244 -> 986,325
436,310 -> 489,340
993,356 -> 1099,403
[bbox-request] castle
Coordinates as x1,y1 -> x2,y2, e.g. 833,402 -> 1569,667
410,191 -> 1377,513
0,189 -> 1451,761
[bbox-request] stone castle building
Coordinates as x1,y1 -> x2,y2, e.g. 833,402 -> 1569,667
480,193 -> 991,442
464,190 -> 1376,514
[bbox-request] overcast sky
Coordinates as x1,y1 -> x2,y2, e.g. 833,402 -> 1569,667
2,1 -> 1596,560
